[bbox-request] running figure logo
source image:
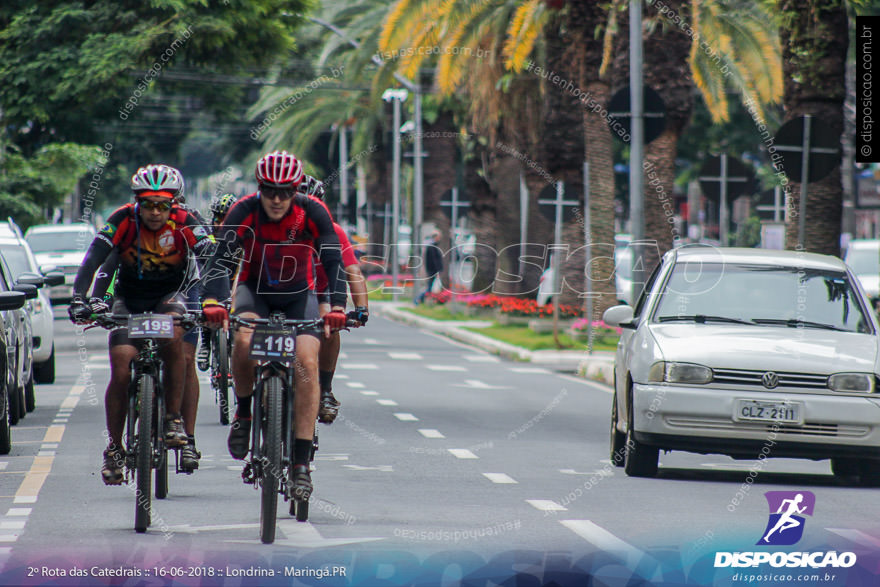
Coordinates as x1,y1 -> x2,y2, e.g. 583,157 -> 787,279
758,491 -> 816,546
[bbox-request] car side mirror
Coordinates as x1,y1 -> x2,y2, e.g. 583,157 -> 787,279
17,273 -> 45,288
0,290 -> 27,310
13,283 -> 38,300
603,305 -> 635,328
42,271 -> 65,287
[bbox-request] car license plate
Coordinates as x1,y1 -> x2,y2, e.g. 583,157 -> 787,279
128,314 -> 174,339
250,324 -> 296,363
735,400 -> 801,424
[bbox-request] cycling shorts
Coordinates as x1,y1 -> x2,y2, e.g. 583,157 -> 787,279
232,282 -> 321,340
108,294 -> 187,347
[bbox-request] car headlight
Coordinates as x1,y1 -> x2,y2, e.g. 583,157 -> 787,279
827,373 -> 875,393
648,362 -> 713,384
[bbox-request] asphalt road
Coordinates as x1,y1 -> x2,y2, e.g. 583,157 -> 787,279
0,307 -> 878,586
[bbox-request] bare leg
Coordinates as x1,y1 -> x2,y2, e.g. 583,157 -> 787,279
107,344 -> 138,448
293,335 -> 321,440
181,341 -> 199,435
231,312 -> 260,402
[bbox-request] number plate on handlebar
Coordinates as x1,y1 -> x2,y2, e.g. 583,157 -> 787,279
128,314 -> 175,339
250,324 -> 296,362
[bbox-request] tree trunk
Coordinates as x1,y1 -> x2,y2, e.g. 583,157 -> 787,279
778,0 -> 847,257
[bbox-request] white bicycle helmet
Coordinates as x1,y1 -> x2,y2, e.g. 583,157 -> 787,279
131,164 -> 184,197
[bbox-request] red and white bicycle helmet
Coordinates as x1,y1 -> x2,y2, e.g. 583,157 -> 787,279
255,150 -> 305,189
131,164 -> 184,198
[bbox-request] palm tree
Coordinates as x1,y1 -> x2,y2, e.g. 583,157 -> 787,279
776,0 -> 848,256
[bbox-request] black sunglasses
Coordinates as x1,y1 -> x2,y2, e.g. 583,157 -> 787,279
138,199 -> 172,212
260,187 -> 296,201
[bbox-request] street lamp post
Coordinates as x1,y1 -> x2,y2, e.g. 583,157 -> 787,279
383,88 -> 408,302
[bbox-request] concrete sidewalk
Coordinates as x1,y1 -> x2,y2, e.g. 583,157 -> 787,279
372,302 -> 614,385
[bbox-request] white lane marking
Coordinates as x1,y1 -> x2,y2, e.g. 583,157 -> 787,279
557,374 -> 611,390
511,367 -> 551,374
345,382 -> 366,388
5,509 -> 30,517
13,497 -> 36,504
362,339 -> 384,346
560,520 -> 659,574
418,429 -> 445,439
0,521 -> 25,530
338,352 -> 349,359
88,365 -> 110,370
343,464 -> 393,472
826,528 -> 880,548
448,449 -> 479,459
394,413 -> 419,421
452,379 -> 511,390
388,352 -> 423,360
426,365 -> 467,371
0,535 -> 18,543
360,391 -> 379,396
483,473 -> 517,484
464,355 -> 500,363
41,444 -> 58,449
335,374 -> 349,379
376,399 -> 398,406
226,466 -> 242,472
526,500 -> 567,511
37,451 -> 55,457
341,363 -> 378,370
314,454 -> 349,461
0,463 -> 6,471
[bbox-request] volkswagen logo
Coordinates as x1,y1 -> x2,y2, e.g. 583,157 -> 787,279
762,372 -> 779,389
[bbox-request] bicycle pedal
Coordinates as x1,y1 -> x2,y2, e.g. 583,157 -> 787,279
242,462 -> 256,484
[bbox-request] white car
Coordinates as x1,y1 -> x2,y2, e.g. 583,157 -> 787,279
24,223 -> 95,303
604,246 -> 880,484
0,233 -> 59,383
843,239 -> 879,305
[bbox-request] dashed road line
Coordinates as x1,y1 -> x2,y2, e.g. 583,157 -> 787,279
393,413 -> 419,422
463,355 -> 500,363
426,365 -> 467,371
448,449 -> 478,459
360,391 -> 379,396
345,382 -> 365,388
340,363 -> 379,370
5,509 -> 30,517
510,367 -> 551,374
418,429 -> 445,439
559,520 -> 659,573
483,473 -> 517,484
388,352 -> 423,360
526,500 -> 567,512
376,399 -> 398,406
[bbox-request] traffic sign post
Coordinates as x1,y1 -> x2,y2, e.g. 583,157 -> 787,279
440,187 -> 471,290
538,181 -> 580,343
772,115 -> 840,250
699,154 -> 755,245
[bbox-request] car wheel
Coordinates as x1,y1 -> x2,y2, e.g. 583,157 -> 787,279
24,372 -> 35,413
624,395 -> 658,478
610,391 -> 627,467
858,459 -> 880,487
34,345 -> 54,384
8,375 -> 20,426
0,390 -> 10,454
830,457 -> 860,481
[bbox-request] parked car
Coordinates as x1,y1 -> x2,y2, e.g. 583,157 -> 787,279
843,239 -> 879,306
604,246 -> 880,484
24,223 -> 95,303
0,288 -> 27,454
0,253 -> 35,428
0,227 -> 61,384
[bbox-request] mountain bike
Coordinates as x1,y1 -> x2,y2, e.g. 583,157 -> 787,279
90,311 -> 200,533
210,324 -> 234,425
233,313 -> 354,544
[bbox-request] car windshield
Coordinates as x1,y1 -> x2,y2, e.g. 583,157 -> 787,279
0,245 -> 32,279
845,246 -> 879,276
26,230 -> 92,253
653,262 -> 872,334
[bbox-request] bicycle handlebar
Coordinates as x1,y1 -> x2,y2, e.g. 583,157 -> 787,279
230,315 -> 360,330
86,311 -> 204,331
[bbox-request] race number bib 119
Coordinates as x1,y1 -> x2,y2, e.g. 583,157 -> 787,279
128,314 -> 174,339
250,324 -> 296,362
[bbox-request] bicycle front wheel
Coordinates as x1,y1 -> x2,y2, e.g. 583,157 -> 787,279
135,374 -> 154,533
215,330 -> 231,426
260,376 -> 283,544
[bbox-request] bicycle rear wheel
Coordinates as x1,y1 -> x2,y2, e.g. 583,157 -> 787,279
260,376 -> 283,544
214,330 -> 231,426
135,375 -> 154,533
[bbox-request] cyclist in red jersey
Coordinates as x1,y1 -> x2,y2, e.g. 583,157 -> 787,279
299,176 -> 369,423
69,164 -> 212,484
201,151 -> 348,500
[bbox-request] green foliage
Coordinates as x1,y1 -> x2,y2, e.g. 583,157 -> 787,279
0,192 -> 43,231
734,215 -> 762,247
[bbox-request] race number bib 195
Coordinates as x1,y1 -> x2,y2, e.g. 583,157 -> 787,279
128,314 -> 175,339
250,324 -> 296,362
